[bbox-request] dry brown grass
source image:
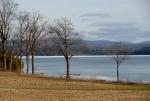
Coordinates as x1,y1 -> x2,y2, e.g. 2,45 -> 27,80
0,72 -> 149,101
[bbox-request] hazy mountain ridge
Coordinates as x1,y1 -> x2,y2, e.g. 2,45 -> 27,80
83,40 -> 150,49
7,38 -> 150,55
39,39 -> 150,55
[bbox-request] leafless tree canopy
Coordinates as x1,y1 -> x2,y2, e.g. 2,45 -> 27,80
109,43 -> 131,66
107,43 -> 132,83
14,11 -> 30,72
0,0 -> 18,70
50,19 -> 81,57
49,18 -> 81,78
27,12 -> 47,74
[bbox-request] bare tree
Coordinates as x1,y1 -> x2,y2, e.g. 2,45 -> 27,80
9,38 -> 15,71
108,43 -> 131,83
15,11 -> 30,72
28,12 -> 47,74
49,18 -> 81,79
24,31 -> 31,74
0,0 -> 17,70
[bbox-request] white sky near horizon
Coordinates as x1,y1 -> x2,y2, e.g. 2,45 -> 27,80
13,0 -> 150,42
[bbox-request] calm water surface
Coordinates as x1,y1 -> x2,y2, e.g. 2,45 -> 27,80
23,55 -> 150,83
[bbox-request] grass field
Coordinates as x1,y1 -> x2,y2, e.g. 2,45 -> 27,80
0,72 -> 149,101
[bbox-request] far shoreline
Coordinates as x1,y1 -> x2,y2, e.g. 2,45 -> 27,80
22,55 -> 150,58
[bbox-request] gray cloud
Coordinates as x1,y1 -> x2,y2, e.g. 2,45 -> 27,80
99,23 -> 138,35
87,22 -> 139,35
88,22 -> 135,28
82,22 -> 150,42
80,13 -> 112,18
84,30 -> 150,42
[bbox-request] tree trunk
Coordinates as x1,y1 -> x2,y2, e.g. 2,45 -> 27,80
3,41 -> 7,71
20,54 -> 23,72
9,52 -> 13,72
26,54 -> 29,74
31,50 -> 35,74
66,57 -> 70,79
4,53 -> 7,71
9,53 -> 13,71
117,64 -> 119,83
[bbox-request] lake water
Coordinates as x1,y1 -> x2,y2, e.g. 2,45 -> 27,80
23,55 -> 150,83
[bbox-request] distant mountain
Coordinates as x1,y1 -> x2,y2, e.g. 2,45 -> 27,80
7,38 -> 150,55
80,40 -> 150,55
138,41 -> 150,48
83,40 -> 114,48
82,40 -> 150,49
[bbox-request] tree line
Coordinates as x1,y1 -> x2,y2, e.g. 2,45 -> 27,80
0,0 -> 81,78
0,0 -> 131,83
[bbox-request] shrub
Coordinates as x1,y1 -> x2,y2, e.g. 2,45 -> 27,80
0,51 -> 23,72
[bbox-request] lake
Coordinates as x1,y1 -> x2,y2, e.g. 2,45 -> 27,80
23,55 -> 150,83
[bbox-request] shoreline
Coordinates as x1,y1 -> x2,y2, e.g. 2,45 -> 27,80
0,71 -> 149,85
22,55 -> 150,58
1,71 -> 150,85
16,72 -> 149,85
24,72 -> 150,84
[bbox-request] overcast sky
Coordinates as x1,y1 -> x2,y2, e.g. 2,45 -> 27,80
14,0 -> 150,42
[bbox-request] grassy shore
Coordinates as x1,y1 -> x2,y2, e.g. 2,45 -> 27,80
0,72 -> 149,101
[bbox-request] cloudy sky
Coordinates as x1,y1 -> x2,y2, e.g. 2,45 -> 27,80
14,0 -> 150,42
